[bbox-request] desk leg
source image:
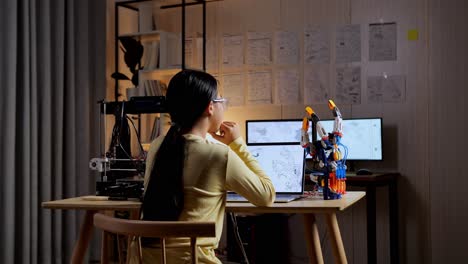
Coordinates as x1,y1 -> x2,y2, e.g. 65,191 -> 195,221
303,213 -> 324,264
325,213 -> 347,264
101,231 -> 110,264
101,210 -> 116,264
389,179 -> 399,264
71,210 -> 97,264
366,186 -> 377,264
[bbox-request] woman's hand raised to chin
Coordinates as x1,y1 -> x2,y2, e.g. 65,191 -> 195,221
209,121 -> 240,145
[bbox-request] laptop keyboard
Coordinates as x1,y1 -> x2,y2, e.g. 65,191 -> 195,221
226,194 -> 248,202
227,194 -> 301,203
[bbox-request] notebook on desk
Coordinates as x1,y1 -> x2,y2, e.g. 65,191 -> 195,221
227,144 -> 306,203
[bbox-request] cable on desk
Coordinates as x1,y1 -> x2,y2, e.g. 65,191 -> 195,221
229,212 -> 250,264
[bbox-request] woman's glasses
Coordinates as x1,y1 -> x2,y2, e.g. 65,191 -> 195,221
212,97 -> 229,110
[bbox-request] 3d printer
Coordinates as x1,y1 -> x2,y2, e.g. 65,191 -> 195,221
89,96 -> 166,200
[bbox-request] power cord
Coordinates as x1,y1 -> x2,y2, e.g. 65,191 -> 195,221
228,212 -> 250,264
126,115 -> 146,159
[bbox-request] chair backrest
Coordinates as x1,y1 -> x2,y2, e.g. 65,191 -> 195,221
93,213 -> 216,264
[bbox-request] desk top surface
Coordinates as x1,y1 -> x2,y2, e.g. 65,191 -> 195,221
226,191 -> 365,214
42,191 -> 365,214
41,196 -> 142,210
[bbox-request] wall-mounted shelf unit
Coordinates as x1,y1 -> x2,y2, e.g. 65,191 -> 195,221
114,0 -> 222,102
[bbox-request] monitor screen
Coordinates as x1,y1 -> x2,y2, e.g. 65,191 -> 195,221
318,118 -> 383,160
246,119 -> 303,144
247,144 -> 305,193
245,118 -> 383,161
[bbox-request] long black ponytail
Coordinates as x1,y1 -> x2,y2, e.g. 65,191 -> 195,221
142,70 -> 218,221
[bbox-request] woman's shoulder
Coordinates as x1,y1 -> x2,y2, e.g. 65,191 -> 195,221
185,134 -> 230,153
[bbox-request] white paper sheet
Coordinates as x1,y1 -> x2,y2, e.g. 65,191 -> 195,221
304,66 -> 330,104
369,22 -> 397,61
336,66 -> 361,104
304,28 -> 330,64
367,75 -> 405,103
222,35 -> 244,68
184,38 -> 194,68
222,73 -> 245,107
336,24 -> 361,63
247,71 -> 272,104
206,39 -> 218,70
276,69 -> 300,104
246,32 -> 272,65
195,38 -> 218,70
274,31 -> 299,65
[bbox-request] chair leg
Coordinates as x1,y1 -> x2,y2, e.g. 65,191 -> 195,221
101,231 -> 109,264
190,238 -> 197,264
117,235 -> 125,264
161,238 -> 167,264
125,236 -> 132,264
137,237 -> 143,264
125,236 -> 143,264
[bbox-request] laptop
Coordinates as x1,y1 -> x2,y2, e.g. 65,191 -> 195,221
227,144 -> 306,203
227,119 -> 306,203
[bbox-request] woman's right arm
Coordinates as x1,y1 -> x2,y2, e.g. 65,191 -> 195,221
210,121 -> 275,206
225,137 -> 276,206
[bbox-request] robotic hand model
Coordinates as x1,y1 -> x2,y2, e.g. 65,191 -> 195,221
301,100 -> 348,200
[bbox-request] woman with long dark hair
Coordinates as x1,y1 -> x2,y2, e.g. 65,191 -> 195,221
140,69 -> 275,263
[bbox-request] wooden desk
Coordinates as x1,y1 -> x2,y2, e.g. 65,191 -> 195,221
226,191 -> 365,264
42,191 -> 365,264
346,172 -> 399,264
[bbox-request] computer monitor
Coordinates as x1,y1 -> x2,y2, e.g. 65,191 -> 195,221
245,118 -> 383,161
246,119 -> 303,144
318,118 -> 383,161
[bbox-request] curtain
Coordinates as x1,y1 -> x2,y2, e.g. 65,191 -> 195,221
0,0 -> 106,263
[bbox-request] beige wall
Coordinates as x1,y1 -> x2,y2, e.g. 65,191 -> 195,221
106,0 -> 468,263
428,0 -> 468,263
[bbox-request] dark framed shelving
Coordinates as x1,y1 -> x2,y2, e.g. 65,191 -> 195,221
114,0 -> 221,102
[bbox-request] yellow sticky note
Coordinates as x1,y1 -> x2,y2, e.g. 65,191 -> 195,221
407,29 -> 419,41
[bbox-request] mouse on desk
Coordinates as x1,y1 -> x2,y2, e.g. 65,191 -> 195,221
356,168 -> 373,175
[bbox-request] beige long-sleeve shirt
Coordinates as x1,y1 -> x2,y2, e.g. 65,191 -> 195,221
141,133 -> 275,263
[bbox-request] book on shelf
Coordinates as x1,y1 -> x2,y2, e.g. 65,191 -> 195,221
140,31 -> 181,71
142,40 -> 159,70
159,31 -> 182,68
141,80 -> 167,97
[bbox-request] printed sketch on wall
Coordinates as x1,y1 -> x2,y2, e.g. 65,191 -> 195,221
222,73 -> 245,106
369,22 -> 397,61
367,75 -> 406,103
336,24 -> 361,63
304,27 -> 330,64
336,66 -> 361,104
222,34 -> 244,69
304,66 -> 329,104
276,69 -> 300,104
247,70 -> 273,104
274,31 -> 299,65
246,32 -> 272,65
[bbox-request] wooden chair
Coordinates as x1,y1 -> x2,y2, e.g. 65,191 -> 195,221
93,213 -> 216,264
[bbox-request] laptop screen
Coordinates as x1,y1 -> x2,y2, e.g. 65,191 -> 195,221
247,144 -> 305,194
246,119 -> 303,144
